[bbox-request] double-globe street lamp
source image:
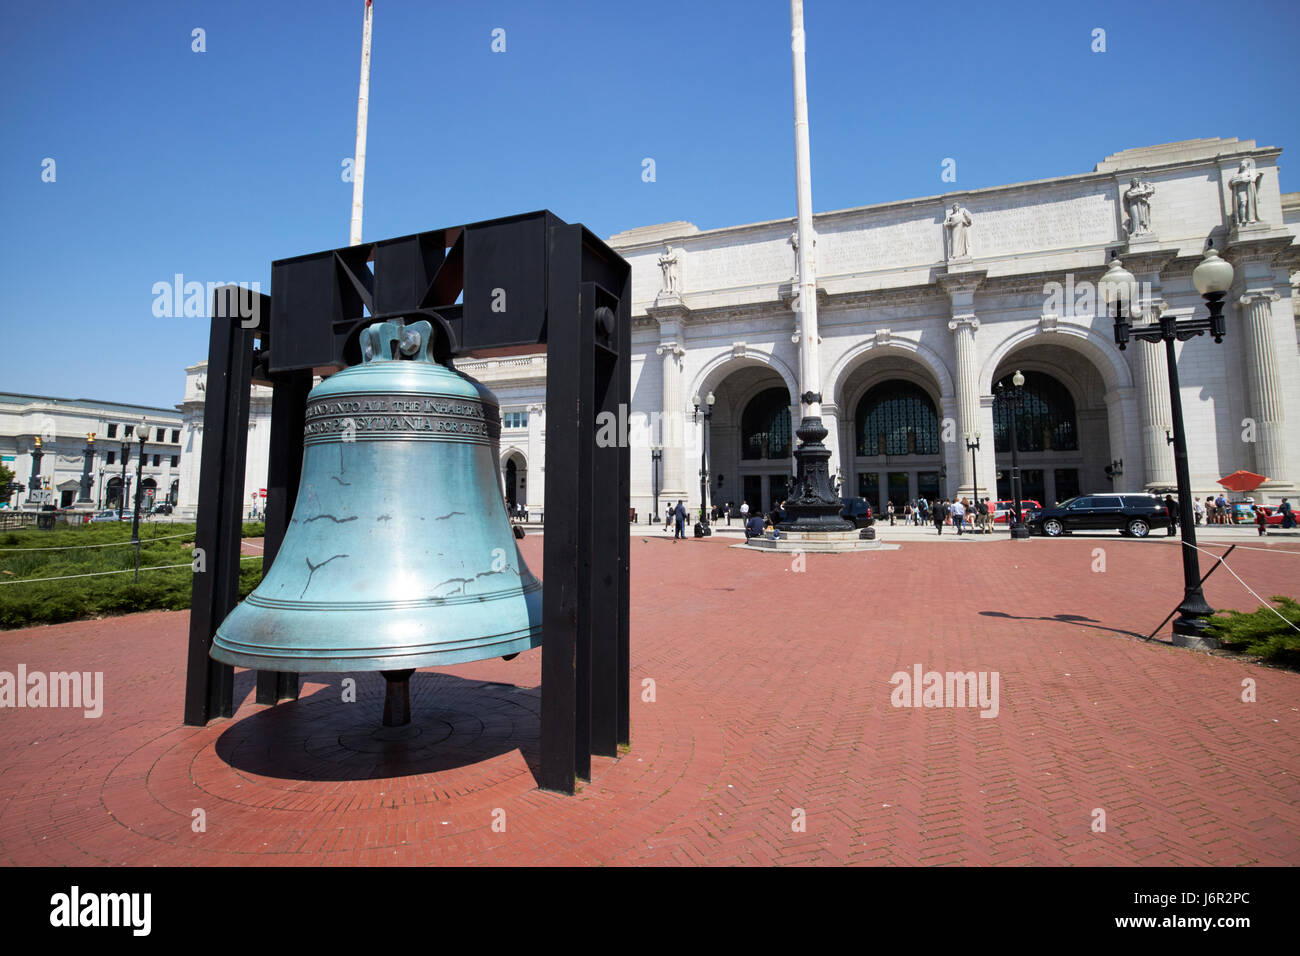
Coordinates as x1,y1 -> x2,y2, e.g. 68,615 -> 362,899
1100,246 -> 1234,648
692,391 -> 716,532
993,370 -> 1031,539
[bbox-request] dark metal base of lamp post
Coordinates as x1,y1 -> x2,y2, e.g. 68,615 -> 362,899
778,416 -> 852,533
1009,524 -> 1030,539
1171,593 -> 1219,650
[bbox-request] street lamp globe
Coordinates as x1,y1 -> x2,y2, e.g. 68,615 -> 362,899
1192,246 -> 1234,295
1097,258 -> 1138,316
706,391 -> 716,407
1012,369 -> 1025,388
691,393 -> 701,407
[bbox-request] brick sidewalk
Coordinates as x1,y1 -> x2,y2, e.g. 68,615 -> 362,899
1,535 -> 1297,865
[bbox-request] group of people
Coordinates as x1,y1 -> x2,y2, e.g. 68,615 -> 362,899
1194,493 -> 1237,525
888,497 -> 997,535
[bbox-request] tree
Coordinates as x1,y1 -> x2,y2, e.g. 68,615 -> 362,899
0,462 -> 14,506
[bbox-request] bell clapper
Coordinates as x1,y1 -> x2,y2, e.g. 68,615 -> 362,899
380,669 -> 415,727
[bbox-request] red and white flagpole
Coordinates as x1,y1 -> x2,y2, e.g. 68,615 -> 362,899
349,0 -> 374,247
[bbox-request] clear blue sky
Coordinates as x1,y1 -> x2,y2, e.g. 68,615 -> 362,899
2,0 -> 1297,407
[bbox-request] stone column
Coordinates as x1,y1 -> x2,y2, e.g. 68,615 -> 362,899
948,314 -> 981,498
1226,232 -> 1295,495
1238,289 -> 1287,483
1132,338 -> 1173,490
525,403 -> 545,512
655,339 -> 687,500
938,269 -> 986,501
821,401 -> 841,491
1122,252 -> 1176,492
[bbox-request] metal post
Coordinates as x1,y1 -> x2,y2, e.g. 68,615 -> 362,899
966,435 -> 980,531
118,444 -> 128,514
349,0 -> 373,247
1007,388 -> 1028,539
1162,327 -> 1214,646
651,446 -> 662,522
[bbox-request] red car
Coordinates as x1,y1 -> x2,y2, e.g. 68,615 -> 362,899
990,499 -> 1043,523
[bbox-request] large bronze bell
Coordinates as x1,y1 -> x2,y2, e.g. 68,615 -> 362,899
211,318 -> 541,724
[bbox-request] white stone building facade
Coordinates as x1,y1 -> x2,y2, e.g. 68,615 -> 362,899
491,138 -> 1300,519
0,394 -> 184,511
175,138 -> 1300,523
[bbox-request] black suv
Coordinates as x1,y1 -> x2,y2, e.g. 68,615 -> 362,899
1026,493 -> 1167,538
839,497 -> 874,528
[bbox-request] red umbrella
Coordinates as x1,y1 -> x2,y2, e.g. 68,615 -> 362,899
1217,470 -> 1269,493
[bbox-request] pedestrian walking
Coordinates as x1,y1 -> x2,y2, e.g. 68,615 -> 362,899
1254,505 -> 1268,536
950,497 -> 966,534
673,499 -> 686,541
1164,494 -> 1178,536
933,499 -> 945,535
1214,493 -> 1229,525
887,501 -> 895,526
976,497 -> 989,533
1193,498 -> 1204,525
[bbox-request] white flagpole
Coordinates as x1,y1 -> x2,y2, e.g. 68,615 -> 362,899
349,0 -> 374,247
790,0 -> 820,419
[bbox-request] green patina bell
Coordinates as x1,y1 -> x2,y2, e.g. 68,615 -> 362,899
211,318 -> 541,721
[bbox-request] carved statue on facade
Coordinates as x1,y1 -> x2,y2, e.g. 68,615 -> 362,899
657,244 -> 680,295
1123,177 -> 1155,236
944,203 -> 973,259
1229,158 -> 1262,225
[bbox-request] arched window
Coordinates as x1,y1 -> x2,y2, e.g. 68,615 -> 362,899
993,371 -> 1078,452
855,381 -> 940,456
741,387 -> 791,460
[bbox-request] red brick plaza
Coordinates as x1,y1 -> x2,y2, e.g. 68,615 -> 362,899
2,534 -> 1298,866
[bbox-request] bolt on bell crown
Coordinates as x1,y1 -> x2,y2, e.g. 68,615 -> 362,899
211,318 -> 542,672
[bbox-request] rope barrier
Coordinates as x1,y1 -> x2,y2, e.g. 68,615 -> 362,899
0,531 -> 196,552
0,555 -> 261,585
1183,541 -> 1300,635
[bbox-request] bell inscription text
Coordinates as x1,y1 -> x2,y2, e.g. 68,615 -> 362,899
304,393 -> 491,444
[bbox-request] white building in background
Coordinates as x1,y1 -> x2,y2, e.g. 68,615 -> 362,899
177,138 -> 1300,522
0,393 -> 184,511
173,363 -> 272,520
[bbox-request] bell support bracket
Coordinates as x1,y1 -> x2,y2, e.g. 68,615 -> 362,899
183,210 -> 631,796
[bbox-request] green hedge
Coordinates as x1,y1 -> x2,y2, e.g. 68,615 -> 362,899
1205,595 -> 1300,667
0,522 -> 263,629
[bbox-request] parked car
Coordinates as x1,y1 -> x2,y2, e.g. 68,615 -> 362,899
1025,493 -> 1166,537
89,509 -> 127,523
990,499 -> 1043,524
839,496 -> 874,528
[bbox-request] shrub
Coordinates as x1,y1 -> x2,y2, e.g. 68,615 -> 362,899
1205,595 -> 1300,667
0,521 -> 263,628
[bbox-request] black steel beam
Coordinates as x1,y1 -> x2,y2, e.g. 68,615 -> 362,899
183,288 -> 261,725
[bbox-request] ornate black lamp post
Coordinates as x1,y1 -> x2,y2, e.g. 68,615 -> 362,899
131,418 -> 148,544
28,435 -> 44,504
97,467 -> 105,509
650,444 -> 663,522
994,370 -> 1031,539
964,430 -> 981,531
692,391 -> 715,531
1103,247 -> 1234,648
79,433 -> 95,505
118,433 -> 130,514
